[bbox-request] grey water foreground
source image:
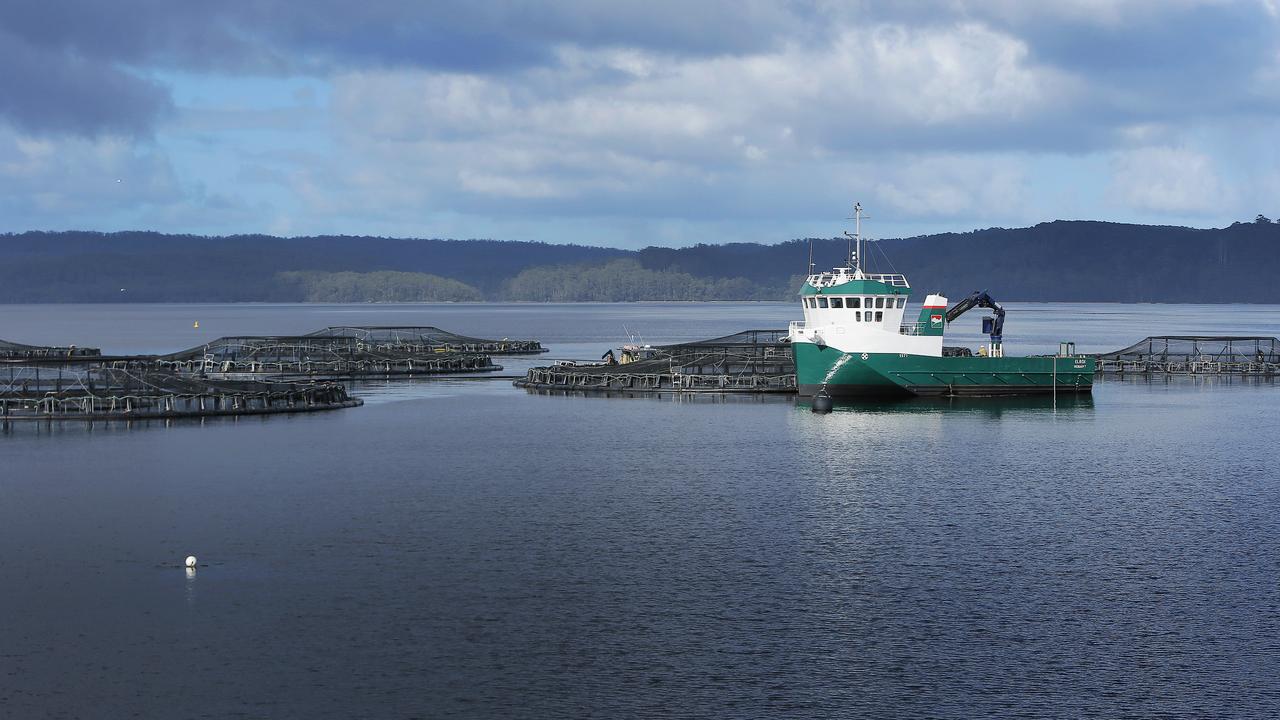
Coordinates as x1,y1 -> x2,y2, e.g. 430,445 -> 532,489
2,302 -> 1280,719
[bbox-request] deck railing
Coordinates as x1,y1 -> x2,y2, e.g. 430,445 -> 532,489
899,322 -> 929,336
806,271 -> 910,288
864,273 -> 910,287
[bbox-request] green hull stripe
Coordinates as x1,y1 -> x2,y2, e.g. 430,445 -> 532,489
794,342 -> 1096,392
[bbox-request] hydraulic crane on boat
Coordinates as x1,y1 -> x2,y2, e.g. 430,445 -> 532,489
945,290 -> 1006,357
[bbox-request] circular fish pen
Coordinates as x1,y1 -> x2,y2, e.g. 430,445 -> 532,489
1095,336 -> 1280,375
0,364 -> 360,422
1,339 -> 101,360
516,330 -> 796,394
303,326 -> 546,355
155,329 -> 506,379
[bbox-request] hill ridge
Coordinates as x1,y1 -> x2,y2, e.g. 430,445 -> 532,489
2,219 -> 1276,303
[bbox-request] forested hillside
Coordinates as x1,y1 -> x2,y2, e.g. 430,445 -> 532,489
1,219 -> 1277,303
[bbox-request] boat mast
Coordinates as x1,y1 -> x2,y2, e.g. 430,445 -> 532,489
843,202 -> 866,278
855,202 -> 862,276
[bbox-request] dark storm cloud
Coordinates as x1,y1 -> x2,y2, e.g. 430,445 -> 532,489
988,3 -> 1280,118
247,0 -> 811,71
3,1 -> 1277,141
0,28 -> 171,136
0,0 -> 803,135
0,1 -> 251,136
2,1 -> 801,72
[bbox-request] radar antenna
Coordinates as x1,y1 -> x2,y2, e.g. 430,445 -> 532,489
843,202 -> 867,276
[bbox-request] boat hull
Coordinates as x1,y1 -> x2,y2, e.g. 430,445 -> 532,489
794,342 -> 1095,397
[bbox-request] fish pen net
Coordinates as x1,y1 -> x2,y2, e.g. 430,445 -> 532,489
157,330 -> 503,378
517,329 -> 796,393
1095,336 -> 1280,374
0,363 -> 358,420
304,326 -> 546,354
0,338 -> 101,359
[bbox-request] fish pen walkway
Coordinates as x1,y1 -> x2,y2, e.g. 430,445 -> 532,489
156,329 -> 503,379
1,339 -> 100,360
1094,336 -> 1280,375
0,364 -> 359,421
1,327 -> 541,380
516,330 -> 796,393
305,326 -> 546,354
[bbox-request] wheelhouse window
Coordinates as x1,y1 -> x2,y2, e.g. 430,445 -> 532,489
855,311 -> 862,321
848,297 -> 861,309
830,297 -> 843,308
875,311 -> 883,322
896,297 -> 905,308
875,297 -> 885,309
817,297 -> 828,308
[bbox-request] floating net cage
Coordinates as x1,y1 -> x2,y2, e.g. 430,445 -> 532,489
147,325 -> 552,378
1095,336 -> 1280,375
304,327 -> 545,354
0,339 -> 100,360
158,332 -> 500,379
0,364 -> 359,421
517,329 -> 796,393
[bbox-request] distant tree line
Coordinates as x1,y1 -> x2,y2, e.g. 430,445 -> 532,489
270,262 -> 792,302
501,259 -> 791,301
1,219 -> 1278,303
277,271 -> 483,302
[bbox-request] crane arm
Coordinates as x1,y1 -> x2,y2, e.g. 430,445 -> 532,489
945,290 -> 1006,343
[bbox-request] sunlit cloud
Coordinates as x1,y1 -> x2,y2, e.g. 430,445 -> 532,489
0,1 -> 1277,244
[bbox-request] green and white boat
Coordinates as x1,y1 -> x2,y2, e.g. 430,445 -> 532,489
789,204 -> 1095,398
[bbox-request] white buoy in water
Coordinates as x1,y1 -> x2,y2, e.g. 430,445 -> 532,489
185,555 -> 198,568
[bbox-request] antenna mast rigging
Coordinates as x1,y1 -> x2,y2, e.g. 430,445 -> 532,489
843,202 -> 867,277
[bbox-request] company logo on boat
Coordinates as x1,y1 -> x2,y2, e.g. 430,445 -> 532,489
930,314 -> 943,326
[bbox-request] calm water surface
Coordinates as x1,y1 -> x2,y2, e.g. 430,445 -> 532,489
2,303 -> 1279,719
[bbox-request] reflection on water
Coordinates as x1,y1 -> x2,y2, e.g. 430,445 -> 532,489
3,302 -> 1280,718
344,374 -> 522,404
519,386 -> 795,405
1096,373 -> 1280,390
1,411 -> 294,438
794,392 -> 1097,417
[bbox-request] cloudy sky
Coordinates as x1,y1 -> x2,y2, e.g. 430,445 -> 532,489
2,1 -> 1278,246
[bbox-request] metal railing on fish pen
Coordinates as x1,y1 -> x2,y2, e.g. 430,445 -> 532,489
157,329 -> 507,379
515,329 -> 797,394
1094,336 -> 1280,375
151,350 -> 499,379
2,327 -> 526,381
0,339 -> 101,360
302,326 -> 546,355
0,364 -> 360,421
